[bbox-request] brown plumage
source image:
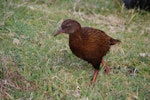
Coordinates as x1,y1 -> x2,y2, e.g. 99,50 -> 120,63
54,19 -> 121,85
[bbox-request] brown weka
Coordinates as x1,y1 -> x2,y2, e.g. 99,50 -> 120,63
54,19 -> 121,85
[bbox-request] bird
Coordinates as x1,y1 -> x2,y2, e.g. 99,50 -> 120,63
54,19 -> 121,86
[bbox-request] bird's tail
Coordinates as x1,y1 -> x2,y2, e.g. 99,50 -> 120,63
110,38 -> 121,45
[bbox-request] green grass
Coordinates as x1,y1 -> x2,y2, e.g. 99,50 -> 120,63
0,0 -> 150,99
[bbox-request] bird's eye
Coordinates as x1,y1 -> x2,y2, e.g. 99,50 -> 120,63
62,23 -> 72,29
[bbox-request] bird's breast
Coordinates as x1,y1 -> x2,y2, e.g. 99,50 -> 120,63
69,38 -> 84,58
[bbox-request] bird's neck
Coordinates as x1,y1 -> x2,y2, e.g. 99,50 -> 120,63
69,30 -> 82,42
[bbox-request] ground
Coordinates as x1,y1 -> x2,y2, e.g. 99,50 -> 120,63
0,0 -> 150,99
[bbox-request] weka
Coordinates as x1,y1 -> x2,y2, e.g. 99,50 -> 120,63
54,19 -> 120,85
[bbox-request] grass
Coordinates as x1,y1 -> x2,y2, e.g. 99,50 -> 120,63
0,0 -> 150,99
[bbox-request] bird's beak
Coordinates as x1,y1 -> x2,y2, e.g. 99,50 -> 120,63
54,28 -> 64,36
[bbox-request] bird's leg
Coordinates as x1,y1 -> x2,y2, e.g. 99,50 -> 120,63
102,59 -> 110,74
89,60 -> 110,87
90,69 -> 99,86
101,59 -> 105,66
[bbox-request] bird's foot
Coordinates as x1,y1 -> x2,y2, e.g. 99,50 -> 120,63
104,65 -> 111,74
102,59 -> 111,74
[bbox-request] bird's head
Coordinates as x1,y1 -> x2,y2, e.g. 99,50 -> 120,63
54,19 -> 81,36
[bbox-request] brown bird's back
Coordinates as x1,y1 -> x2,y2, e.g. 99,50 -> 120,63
69,27 -> 119,69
